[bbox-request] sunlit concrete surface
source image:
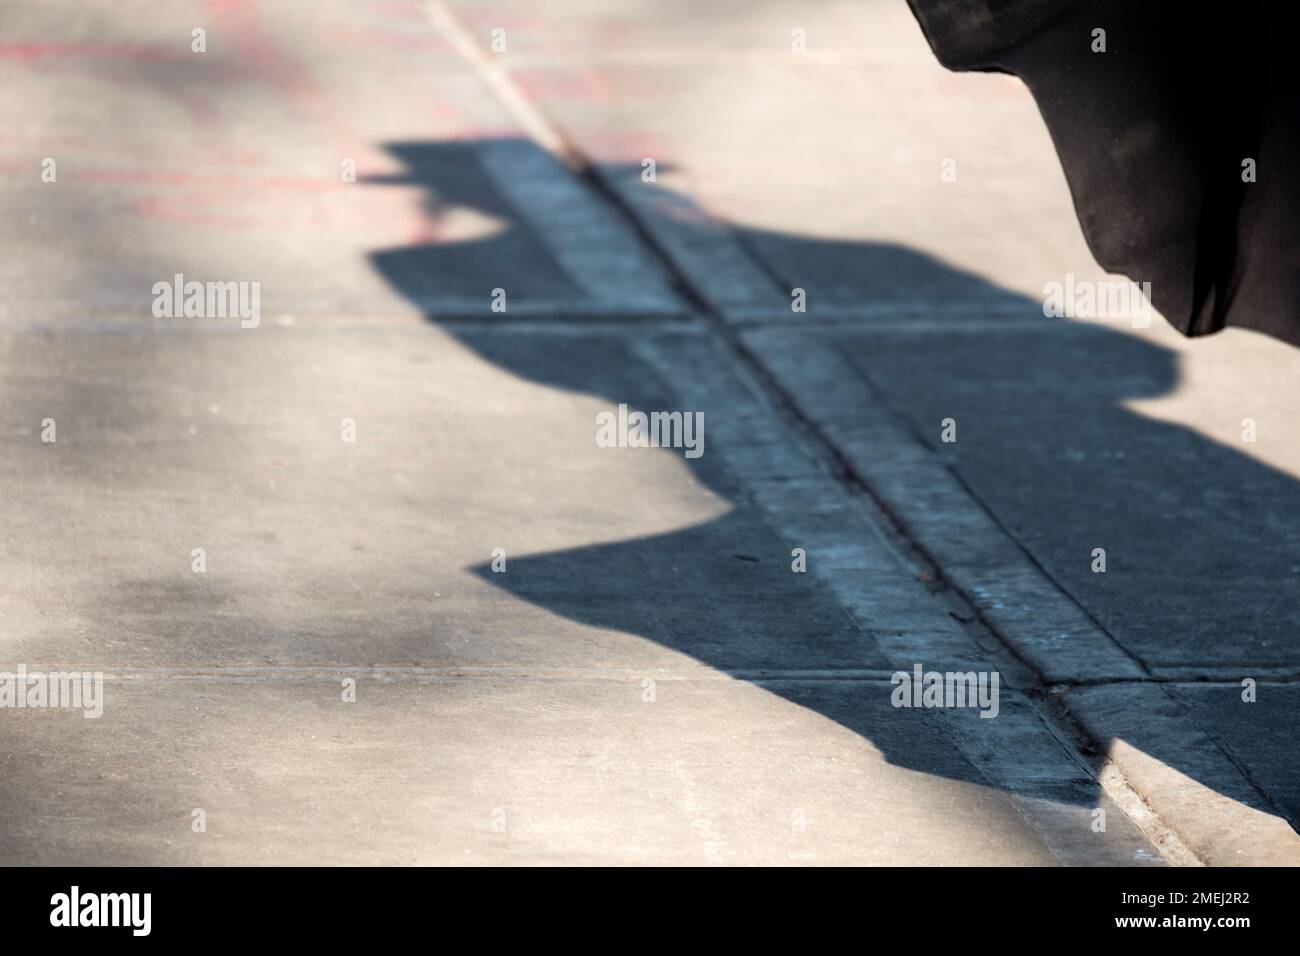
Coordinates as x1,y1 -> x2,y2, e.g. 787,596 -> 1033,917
0,0 -> 1291,865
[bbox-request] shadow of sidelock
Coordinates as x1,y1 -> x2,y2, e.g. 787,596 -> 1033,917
367,137 -> 1300,833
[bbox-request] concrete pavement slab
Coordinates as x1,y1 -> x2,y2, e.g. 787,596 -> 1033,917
738,318 -> 1300,864
0,675 -> 1142,866
766,320 -> 1300,676
1165,683 -> 1300,833
0,325 -> 873,673
0,316 -> 1172,863
0,0 -> 1220,866
1063,683 -> 1300,866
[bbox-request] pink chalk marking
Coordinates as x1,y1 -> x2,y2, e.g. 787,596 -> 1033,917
130,192 -> 424,232
324,26 -> 444,51
371,0 -> 423,20
514,67 -> 611,105
77,169 -> 340,190
0,43 -> 189,61
204,0 -> 368,155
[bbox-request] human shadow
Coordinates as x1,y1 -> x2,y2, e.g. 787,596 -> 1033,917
366,138 -> 1299,835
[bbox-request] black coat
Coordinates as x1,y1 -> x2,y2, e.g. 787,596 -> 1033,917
907,0 -> 1299,346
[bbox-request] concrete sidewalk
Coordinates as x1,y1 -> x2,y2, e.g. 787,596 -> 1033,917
0,0 -> 1282,865
441,0 -> 1300,864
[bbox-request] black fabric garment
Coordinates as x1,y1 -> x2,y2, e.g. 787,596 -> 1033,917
907,0 -> 1300,347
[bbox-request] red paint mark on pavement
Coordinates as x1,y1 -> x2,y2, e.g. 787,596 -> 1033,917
204,0 -> 368,156
0,43 -> 190,61
76,168 -> 341,189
